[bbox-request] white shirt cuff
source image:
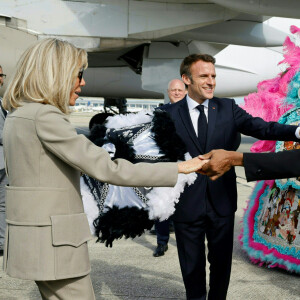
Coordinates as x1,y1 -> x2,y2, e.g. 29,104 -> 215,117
295,127 -> 300,139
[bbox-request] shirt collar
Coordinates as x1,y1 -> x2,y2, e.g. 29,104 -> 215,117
186,94 -> 209,112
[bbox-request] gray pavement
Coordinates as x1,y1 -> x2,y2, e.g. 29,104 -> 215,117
0,124 -> 299,299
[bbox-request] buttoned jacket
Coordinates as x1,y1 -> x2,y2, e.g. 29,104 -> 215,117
3,102 -> 177,280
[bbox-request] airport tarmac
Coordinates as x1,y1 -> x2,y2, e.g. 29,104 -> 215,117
0,113 -> 299,300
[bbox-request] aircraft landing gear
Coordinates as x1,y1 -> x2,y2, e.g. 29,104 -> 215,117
104,98 -> 127,114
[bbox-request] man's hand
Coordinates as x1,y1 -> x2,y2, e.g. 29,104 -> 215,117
198,150 -> 243,180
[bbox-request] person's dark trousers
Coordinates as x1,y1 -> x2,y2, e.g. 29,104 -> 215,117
155,219 -> 170,245
174,198 -> 235,300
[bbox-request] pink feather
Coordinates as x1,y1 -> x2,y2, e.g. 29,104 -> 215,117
241,27 -> 299,153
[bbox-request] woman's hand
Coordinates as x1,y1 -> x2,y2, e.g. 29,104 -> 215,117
178,157 -> 209,174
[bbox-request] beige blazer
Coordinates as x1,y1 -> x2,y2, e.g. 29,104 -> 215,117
3,102 -> 177,281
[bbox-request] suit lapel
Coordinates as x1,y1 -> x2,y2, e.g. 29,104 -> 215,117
178,98 -> 203,153
206,98 -> 218,150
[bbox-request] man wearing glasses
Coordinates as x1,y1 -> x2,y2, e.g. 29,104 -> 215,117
0,67 -> 6,87
0,65 -> 7,256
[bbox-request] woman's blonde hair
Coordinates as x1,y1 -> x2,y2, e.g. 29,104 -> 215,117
3,38 -> 88,114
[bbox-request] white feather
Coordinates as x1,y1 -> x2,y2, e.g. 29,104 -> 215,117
147,153 -> 197,221
80,177 -> 99,236
106,110 -> 153,129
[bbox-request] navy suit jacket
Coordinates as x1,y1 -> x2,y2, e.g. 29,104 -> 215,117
161,96 -> 298,221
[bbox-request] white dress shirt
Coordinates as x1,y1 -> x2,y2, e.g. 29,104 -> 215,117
186,94 -> 209,137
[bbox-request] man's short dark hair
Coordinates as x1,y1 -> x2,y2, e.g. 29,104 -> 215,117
180,54 -> 215,80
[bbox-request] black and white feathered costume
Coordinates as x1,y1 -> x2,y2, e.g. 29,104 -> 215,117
81,110 -> 196,247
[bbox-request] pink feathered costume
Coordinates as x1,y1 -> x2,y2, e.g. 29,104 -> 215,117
239,26 -> 300,273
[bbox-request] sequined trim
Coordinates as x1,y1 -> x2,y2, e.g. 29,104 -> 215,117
132,187 -> 149,204
129,123 -> 152,143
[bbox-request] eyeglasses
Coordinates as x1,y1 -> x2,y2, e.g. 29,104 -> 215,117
78,68 -> 84,83
0,74 -> 6,78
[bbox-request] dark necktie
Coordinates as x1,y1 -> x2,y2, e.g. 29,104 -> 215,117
197,104 -> 207,151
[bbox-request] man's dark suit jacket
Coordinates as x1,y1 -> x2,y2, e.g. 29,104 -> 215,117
161,96 -> 298,222
244,150 -> 300,182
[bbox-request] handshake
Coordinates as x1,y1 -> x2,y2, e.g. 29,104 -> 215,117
178,150 -> 243,180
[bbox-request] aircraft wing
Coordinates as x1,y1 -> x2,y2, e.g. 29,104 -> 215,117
0,0 -> 299,101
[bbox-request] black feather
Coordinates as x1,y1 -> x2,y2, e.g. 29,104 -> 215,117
109,135 -> 136,162
93,206 -> 154,247
152,110 -> 186,161
88,124 -> 107,147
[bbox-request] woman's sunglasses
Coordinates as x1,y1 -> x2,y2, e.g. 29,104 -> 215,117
78,68 -> 84,83
0,74 -> 6,78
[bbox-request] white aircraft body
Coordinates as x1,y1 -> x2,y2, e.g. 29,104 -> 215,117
1,0 -> 300,103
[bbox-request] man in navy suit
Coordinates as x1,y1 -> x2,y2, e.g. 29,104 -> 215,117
161,54 -> 300,300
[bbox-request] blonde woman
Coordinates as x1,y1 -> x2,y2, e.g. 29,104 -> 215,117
2,38 -> 206,300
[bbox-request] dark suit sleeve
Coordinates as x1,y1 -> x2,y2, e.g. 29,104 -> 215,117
243,150 -> 300,181
232,102 -> 298,141
157,103 -> 171,112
